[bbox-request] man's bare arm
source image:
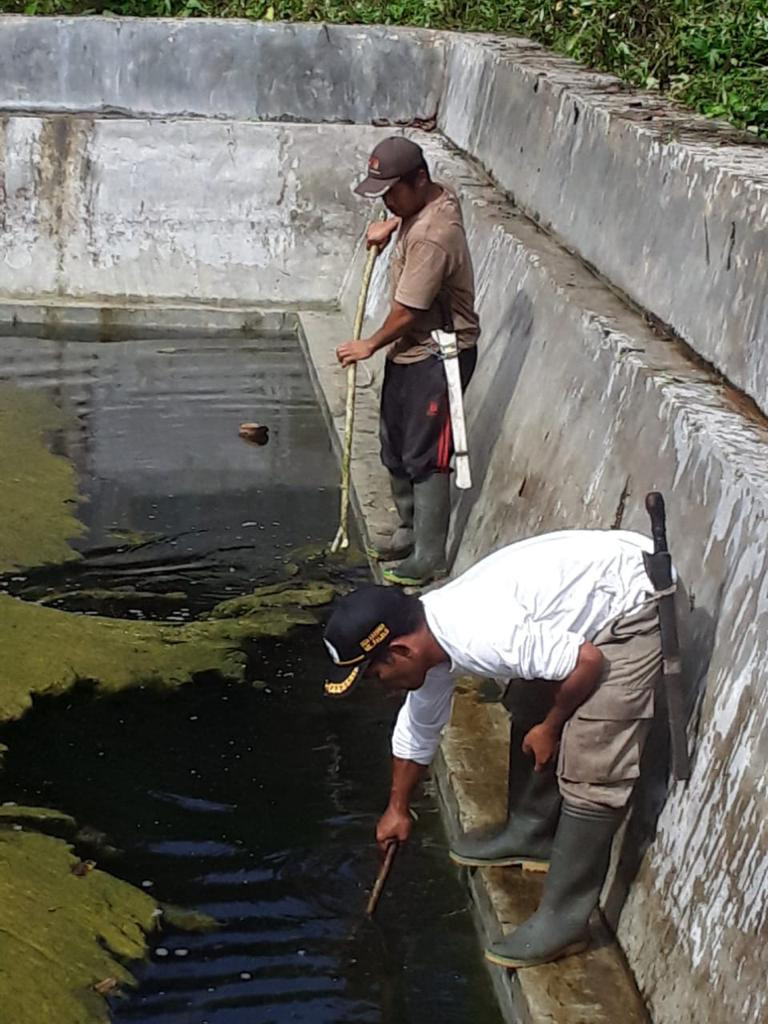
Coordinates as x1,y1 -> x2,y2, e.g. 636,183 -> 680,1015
376,756 -> 427,849
522,641 -> 604,770
336,301 -> 417,367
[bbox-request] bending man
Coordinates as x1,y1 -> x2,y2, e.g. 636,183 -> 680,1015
337,136 -> 479,586
322,529 -> 663,968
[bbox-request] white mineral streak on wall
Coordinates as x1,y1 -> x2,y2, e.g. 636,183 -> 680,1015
0,118 -> 386,306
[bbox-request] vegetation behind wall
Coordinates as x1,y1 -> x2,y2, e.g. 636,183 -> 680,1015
3,1 -> 766,136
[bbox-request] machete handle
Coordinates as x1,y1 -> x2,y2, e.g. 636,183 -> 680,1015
645,491 -> 668,555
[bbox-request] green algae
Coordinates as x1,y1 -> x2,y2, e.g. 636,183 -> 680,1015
0,579 -> 332,723
0,805 -> 77,837
209,580 -> 335,619
37,588 -> 189,615
0,828 -> 157,1024
106,528 -> 162,547
0,385 -> 85,573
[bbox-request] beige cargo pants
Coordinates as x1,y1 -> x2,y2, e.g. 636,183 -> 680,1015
557,601 -> 662,812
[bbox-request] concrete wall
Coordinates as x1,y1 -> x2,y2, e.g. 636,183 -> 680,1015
0,117 -> 383,305
438,34 -> 768,416
0,16 -> 443,123
0,16 -> 766,1024
355,135 -> 768,1024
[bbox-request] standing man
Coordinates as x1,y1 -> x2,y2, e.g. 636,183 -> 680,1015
337,136 -> 479,587
321,529 -> 663,968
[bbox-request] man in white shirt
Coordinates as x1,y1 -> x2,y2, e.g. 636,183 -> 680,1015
322,529 -> 663,968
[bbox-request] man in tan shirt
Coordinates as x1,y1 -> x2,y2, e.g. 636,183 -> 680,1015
337,137 -> 479,586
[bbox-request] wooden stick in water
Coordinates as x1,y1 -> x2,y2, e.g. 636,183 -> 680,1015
365,841 -> 398,917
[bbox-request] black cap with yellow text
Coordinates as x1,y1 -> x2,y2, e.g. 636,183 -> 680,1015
323,586 -> 421,697
353,136 -> 426,199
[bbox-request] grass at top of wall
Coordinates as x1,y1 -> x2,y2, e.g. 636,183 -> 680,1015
3,0 -> 768,138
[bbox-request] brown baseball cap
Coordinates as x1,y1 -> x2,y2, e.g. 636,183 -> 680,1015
354,136 -> 426,198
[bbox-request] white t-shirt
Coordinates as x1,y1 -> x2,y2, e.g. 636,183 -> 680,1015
391,530 -> 655,765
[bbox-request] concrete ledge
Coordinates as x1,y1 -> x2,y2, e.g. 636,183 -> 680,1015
435,681 -> 650,1024
439,34 -> 768,415
0,17 -> 444,124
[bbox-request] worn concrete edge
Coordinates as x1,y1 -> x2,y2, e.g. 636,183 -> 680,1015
434,687 -> 651,1024
438,33 -> 768,415
0,16 -> 445,124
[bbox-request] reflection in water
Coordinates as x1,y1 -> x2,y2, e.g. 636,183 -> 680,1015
0,329 -> 341,613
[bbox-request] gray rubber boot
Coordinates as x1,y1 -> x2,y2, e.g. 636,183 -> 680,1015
368,474 -> 414,561
449,758 -> 560,870
449,691 -> 561,870
382,473 -> 450,586
484,803 -> 622,968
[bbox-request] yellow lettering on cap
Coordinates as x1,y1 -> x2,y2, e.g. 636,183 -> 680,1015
361,622 -> 390,653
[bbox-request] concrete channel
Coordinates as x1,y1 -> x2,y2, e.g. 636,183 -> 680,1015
0,15 -> 766,1024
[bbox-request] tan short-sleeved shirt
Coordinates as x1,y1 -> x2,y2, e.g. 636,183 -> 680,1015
389,184 -> 479,364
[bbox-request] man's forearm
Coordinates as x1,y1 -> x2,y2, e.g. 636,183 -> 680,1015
543,642 -> 604,734
388,756 -> 427,812
366,302 -> 417,354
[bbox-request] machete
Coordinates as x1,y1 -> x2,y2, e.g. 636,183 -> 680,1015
431,298 -> 472,490
643,491 -> 691,781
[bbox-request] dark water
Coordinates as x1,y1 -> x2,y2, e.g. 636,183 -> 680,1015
1,643 -> 501,1024
0,328 -> 344,614
0,327 -> 503,1024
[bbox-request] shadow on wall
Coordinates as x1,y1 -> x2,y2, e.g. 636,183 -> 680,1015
603,583 -> 717,928
449,288 -> 535,565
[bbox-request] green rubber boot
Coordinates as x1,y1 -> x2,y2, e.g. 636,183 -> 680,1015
484,803 -> 622,969
382,473 -> 450,587
368,474 -> 414,562
449,756 -> 560,870
450,687 -> 561,870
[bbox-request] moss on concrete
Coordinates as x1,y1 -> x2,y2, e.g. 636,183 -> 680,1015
0,828 -> 157,1024
0,385 -> 85,573
0,578 -> 333,722
0,804 -> 77,837
0,585 -> 326,722
208,580 -> 335,619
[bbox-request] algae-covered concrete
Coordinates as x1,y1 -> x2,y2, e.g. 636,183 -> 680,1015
0,582 -> 331,722
0,828 -> 157,1024
0,385 -> 84,572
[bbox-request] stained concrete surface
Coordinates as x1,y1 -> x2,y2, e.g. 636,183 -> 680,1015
335,130 -> 768,1024
0,117 -> 385,305
0,17 -> 444,124
437,34 -> 768,415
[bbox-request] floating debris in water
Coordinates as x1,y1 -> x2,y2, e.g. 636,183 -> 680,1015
238,422 -> 270,446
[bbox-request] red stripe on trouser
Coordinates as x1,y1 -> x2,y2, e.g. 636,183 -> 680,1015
437,408 -> 453,471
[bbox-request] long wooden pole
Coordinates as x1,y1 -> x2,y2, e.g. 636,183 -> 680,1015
365,841 -> 398,917
329,237 -> 382,554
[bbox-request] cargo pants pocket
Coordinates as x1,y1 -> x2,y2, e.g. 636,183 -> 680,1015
557,685 -> 654,786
